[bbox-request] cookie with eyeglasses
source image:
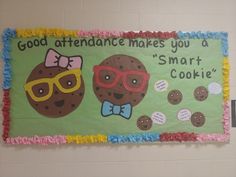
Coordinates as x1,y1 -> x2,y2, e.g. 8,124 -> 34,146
24,48 -> 85,118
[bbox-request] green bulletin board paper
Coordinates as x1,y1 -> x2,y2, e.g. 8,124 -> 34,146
10,37 -> 223,136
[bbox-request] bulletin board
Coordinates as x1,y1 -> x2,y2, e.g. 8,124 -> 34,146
1,29 -> 230,145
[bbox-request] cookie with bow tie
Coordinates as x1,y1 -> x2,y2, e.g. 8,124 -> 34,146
24,48 -> 85,118
93,54 -> 150,119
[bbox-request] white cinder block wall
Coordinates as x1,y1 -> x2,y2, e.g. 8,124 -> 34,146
0,0 -> 236,177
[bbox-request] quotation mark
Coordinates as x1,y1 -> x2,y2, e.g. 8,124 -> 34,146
212,68 -> 216,72
153,54 -> 158,58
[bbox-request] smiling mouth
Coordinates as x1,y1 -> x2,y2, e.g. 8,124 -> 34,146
143,125 -> 148,129
54,100 -> 65,107
113,92 -> 124,99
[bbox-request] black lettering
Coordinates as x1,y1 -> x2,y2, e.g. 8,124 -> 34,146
88,37 -> 95,47
158,55 -> 166,65
27,41 -> 33,48
55,40 -> 62,47
179,71 -> 185,79
171,40 -> 178,53
184,40 -> 190,48
17,41 -> 26,51
74,39 -> 80,47
146,39 -> 152,48
196,56 -> 202,65
67,37 -> 73,47
119,38 -> 124,46
96,39 -> 103,46
61,37 -> 67,47
180,57 -> 187,65
202,39 -> 208,47
169,56 -> 178,64
153,40 -> 159,47
40,36 -> 48,46
33,39 -> 39,46
170,69 -> 177,78
186,72 -> 192,79
129,39 -> 139,47
139,40 -> 145,48
160,40 -> 165,48
192,69 -> 200,79
104,38 -> 111,46
111,38 -> 118,46
206,71 -> 211,78
80,38 -> 88,47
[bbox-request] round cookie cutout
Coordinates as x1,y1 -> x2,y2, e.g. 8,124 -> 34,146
25,63 -> 85,118
93,55 -> 149,107
194,86 -> 208,101
137,115 -> 153,131
167,89 -> 183,105
191,112 -> 205,127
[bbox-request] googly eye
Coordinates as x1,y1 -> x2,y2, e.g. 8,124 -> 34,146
67,81 -> 72,86
105,75 -> 110,80
38,88 -> 44,94
132,79 -> 137,84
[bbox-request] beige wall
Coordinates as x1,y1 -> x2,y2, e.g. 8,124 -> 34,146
0,0 -> 236,177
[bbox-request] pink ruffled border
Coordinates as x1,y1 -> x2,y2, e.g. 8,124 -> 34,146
78,30 -> 123,38
77,30 -> 177,39
196,102 -> 230,142
5,135 -> 67,145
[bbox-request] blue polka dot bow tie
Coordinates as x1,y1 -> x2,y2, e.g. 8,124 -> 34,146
101,100 -> 132,119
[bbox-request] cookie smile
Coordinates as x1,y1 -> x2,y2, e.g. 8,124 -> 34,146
113,92 -> 124,99
54,99 -> 65,107
143,125 -> 148,129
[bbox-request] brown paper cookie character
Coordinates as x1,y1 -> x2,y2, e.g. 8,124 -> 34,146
167,89 -> 182,105
137,115 -> 153,131
191,112 -> 205,127
194,86 -> 208,101
93,54 -> 150,119
24,48 -> 84,118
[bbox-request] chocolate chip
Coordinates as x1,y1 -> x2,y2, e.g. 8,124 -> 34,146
71,104 -> 75,107
108,92 -> 111,96
138,65 -> 141,69
38,70 -> 43,74
141,93 -> 145,97
59,111 -> 62,114
79,92 -> 83,96
120,65 -> 123,69
119,83 -> 123,87
99,94 -> 103,97
54,90 -> 58,94
71,93 -> 74,95
49,73 -> 52,76
45,106 -> 49,110
131,60 -> 134,63
96,87 -> 100,91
